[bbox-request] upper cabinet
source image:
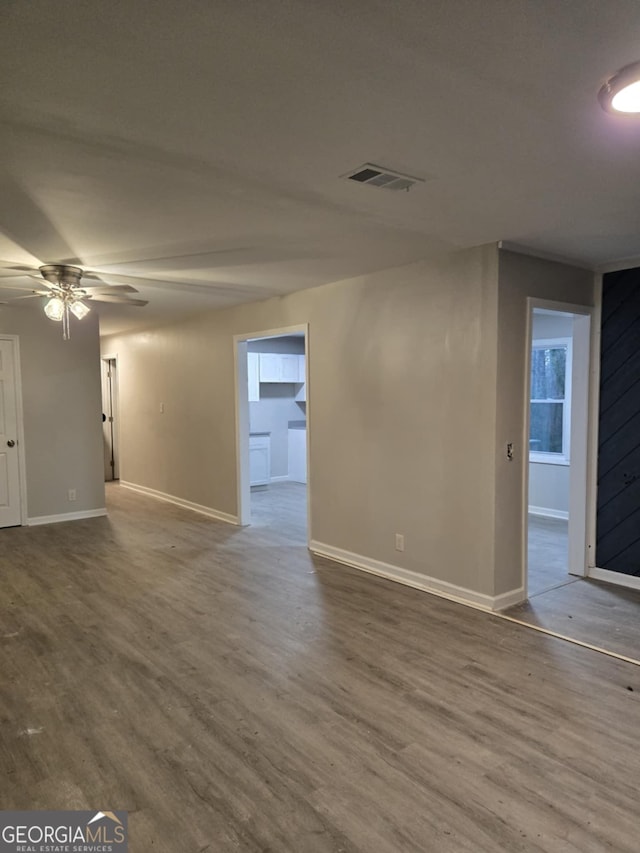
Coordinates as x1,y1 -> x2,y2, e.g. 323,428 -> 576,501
259,353 -> 305,383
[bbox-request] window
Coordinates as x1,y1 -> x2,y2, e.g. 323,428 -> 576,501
529,338 -> 571,464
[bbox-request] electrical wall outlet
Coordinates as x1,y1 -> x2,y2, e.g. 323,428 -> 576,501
395,533 -> 405,552
68,489 -> 77,502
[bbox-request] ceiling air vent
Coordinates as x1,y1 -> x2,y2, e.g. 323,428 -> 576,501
343,163 -> 425,192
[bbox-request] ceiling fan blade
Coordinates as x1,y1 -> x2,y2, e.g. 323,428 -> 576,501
89,295 -> 148,306
0,281 -> 46,291
8,293 -> 47,300
88,271 -> 216,295
80,283 -> 139,294
85,270 -> 270,298
27,275 -> 57,288
0,262 -> 38,272
85,271 -> 197,287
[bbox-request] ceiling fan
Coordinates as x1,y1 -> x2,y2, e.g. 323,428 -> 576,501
0,264 -> 148,340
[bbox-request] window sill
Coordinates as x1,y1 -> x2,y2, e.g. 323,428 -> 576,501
529,454 -> 570,467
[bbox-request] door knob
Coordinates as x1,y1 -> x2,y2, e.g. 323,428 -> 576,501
6,440 -> 15,447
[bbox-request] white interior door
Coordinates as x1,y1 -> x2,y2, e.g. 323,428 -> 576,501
0,339 -> 22,527
102,357 -> 119,481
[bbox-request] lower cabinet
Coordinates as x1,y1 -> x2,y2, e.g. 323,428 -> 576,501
288,428 -> 307,483
249,433 -> 271,486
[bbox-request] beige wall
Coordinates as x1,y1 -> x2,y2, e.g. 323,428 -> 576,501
104,245 -> 501,597
0,305 -> 105,520
494,250 -> 595,596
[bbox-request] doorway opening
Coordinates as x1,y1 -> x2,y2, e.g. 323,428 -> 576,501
101,355 -> 119,482
235,325 -> 309,544
0,335 -> 26,527
525,303 -> 592,598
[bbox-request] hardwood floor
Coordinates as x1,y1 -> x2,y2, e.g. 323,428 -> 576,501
1,483 -> 640,851
250,480 -> 308,543
527,515 -> 572,596
505,578 -> 640,663
518,512 -> 640,662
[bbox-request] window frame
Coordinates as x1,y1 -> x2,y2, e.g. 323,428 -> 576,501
529,336 -> 572,466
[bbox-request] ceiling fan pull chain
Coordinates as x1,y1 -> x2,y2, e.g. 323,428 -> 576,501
63,303 -> 71,340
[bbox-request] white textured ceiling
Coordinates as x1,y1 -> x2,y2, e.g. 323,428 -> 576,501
1,0 -> 639,334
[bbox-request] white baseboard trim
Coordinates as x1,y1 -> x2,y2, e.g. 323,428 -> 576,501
589,566 -> 640,591
120,481 -> 238,526
309,540 -> 523,612
28,508 -> 107,526
270,475 -> 290,482
528,505 -> 569,520
492,586 -> 527,609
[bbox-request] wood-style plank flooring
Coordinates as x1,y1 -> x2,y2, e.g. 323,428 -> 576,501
1,483 -> 640,852
506,578 -> 640,663
527,515 -> 572,596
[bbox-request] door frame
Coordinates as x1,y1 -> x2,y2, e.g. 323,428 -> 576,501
523,299 -> 594,592
0,335 -> 28,526
233,323 -> 311,541
101,353 -> 120,481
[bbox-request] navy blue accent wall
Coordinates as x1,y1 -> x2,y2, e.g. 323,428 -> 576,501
596,268 -> 640,575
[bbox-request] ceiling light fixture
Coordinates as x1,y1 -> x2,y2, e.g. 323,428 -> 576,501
1,263 -> 148,339
598,60 -> 640,114
69,299 -> 91,320
37,266 -> 91,340
44,297 -> 65,322
45,290 -> 91,339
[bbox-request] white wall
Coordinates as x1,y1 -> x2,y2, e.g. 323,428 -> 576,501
528,464 -> 569,517
0,305 -> 105,520
528,311 -> 573,517
103,245 -> 501,599
532,312 -> 574,341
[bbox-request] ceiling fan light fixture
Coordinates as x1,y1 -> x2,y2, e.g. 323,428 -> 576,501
44,297 -> 64,321
70,300 -> 90,319
598,61 -> 640,114
1,262 -> 147,339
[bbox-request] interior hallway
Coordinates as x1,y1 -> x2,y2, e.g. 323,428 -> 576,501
1,484 -> 639,852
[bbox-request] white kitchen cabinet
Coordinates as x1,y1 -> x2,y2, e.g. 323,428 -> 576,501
258,353 -> 305,383
281,354 -> 302,382
247,352 -> 260,401
258,353 -> 282,382
295,355 -> 306,400
288,428 -> 307,483
249,433 -> 271,486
